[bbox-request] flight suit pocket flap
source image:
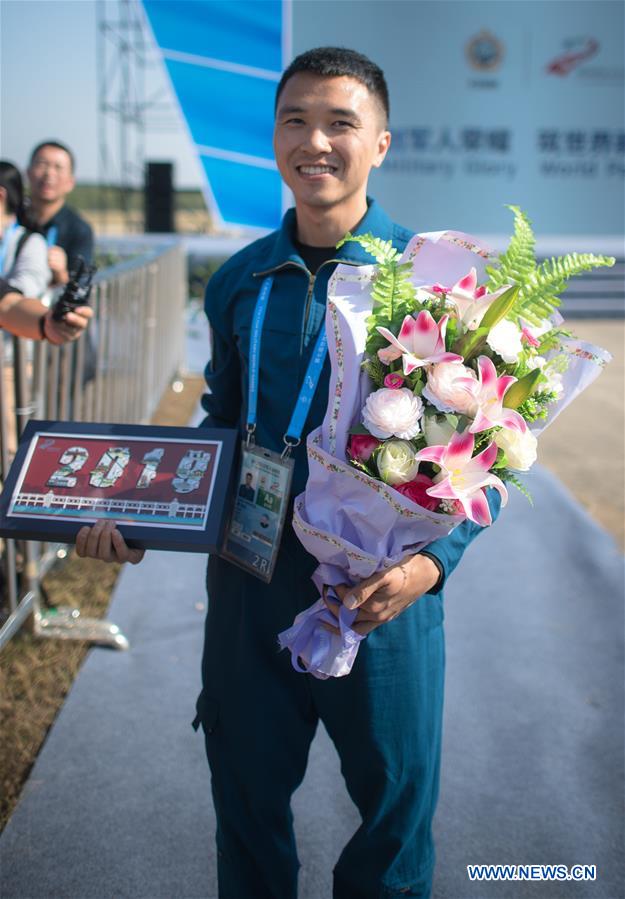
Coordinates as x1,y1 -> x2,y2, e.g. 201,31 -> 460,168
191,691 -> 219,734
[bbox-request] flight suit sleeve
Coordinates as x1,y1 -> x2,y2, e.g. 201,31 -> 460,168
200,267 -> 242,430
419,487 -> 503,594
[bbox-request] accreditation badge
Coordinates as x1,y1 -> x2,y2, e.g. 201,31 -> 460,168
220,442 -> 294,583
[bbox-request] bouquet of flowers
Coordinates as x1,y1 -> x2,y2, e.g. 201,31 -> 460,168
278,207 -> 613,679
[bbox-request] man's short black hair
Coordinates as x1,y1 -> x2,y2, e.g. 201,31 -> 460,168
275,47 -> 390,125
29,141 -> 76,172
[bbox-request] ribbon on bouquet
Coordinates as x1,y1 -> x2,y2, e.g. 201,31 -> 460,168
278,588 -> 366,680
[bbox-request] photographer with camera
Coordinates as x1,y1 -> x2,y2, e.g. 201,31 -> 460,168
0,261 -> 93,342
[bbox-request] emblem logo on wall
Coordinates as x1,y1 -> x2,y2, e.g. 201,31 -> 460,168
466,30 -> 504,71
546,37 -> 599,76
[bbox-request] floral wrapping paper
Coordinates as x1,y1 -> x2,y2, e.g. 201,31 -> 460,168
279,230 -> 611,679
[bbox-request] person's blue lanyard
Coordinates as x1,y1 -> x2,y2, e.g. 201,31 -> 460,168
0,222 -> 20,274
46,225 -> 58,247
247,276 -> 328,458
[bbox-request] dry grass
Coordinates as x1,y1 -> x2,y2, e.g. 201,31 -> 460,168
0,559 -> 121,829
0,375 -> 205,832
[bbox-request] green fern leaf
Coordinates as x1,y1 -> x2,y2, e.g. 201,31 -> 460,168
370,261 -> 417,318
512,252 -> 615,324
337,232 -> 402,264
486,207 -> 616,326
486,206 -> 536,293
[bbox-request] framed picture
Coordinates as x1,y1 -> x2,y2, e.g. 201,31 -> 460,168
0,420 -> 238,553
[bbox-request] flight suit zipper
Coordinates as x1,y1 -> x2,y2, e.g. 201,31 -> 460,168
300,273 -> 317,355
253,258 -> 360,356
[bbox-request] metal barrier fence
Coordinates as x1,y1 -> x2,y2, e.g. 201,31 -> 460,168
0,241 -> 186,650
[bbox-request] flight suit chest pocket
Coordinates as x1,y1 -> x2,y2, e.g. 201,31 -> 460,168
237,320 -> 301,374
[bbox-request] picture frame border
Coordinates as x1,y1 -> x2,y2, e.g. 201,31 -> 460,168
0,420 -> 239,553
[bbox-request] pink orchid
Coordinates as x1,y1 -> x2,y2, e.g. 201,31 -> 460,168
376,311 -> 462,376
457,355 -> 527,434
446,268 -> 511,330
415,429 -> 508,526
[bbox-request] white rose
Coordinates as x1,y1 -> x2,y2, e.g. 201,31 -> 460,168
423,413 -> 456,447
362,387 -> 423,440
495,428 -> 538,471
376,439 -> 420,485
486,319 -> 523,363
422,362 -> 477,415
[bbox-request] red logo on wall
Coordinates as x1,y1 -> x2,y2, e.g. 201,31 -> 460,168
546,38 -> 599,76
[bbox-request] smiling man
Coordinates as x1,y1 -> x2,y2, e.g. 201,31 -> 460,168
77,47 -> 500,899
274,66 -> 390,245
27,141 -> 94,286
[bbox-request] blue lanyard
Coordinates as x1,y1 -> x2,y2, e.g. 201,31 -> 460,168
0,222 -> 20,274
247,276 -> 328,455
46,225 -> 58,247
247,276 -> 274,431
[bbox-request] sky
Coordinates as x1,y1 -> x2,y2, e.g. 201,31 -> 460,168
0,0 -> 203,187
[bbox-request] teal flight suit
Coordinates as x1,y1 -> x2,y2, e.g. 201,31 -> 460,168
194,200 -> 501,899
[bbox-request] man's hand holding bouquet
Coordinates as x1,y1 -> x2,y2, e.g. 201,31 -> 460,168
278,207 -> 614,678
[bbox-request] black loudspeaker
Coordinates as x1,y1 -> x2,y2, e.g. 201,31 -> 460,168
144,162 -> 174,233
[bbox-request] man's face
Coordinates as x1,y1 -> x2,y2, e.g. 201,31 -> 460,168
246,474 -> 253,485
28,145 -> 75,204
274,73 -> 390,214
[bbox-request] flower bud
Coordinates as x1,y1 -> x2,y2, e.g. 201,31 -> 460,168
347,434 -> 381,463
376,439 -> 420,486
384,373 -> 404,390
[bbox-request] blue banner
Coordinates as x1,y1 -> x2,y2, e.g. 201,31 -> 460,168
142,0 -> 289,230
143,0 -> 622,236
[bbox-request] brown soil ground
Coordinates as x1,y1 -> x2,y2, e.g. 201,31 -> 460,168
0,376 -> 205,831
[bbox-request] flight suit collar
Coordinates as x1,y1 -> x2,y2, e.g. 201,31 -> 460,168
253,197 -> 396,276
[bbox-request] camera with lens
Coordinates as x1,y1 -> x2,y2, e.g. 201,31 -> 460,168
51,257 -> 97,321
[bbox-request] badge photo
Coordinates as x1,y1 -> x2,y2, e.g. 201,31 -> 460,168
220,442 -> 294,583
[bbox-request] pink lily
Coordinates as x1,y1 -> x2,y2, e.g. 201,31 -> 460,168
377,310 -> 462,376
457,355 -> 527,434
446,268 -> 511,330
415,429 -> 508,526
520,317 -> 552,347
520,325 -> 540,347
